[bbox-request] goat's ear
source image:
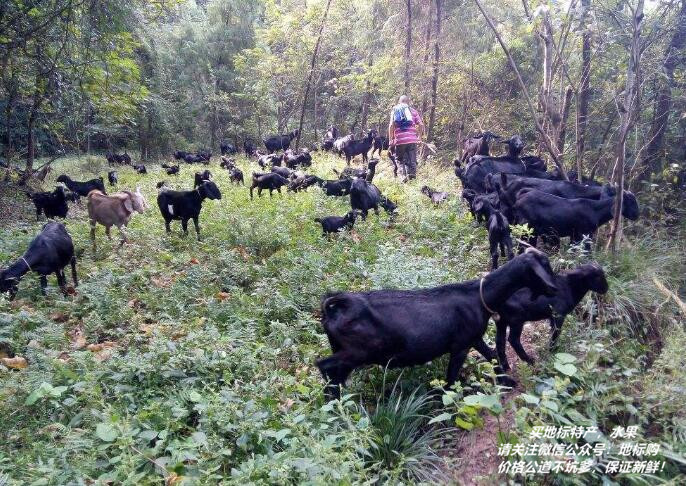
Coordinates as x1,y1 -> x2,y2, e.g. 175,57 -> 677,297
123,196 -> 134,213
531,257 -> 557,293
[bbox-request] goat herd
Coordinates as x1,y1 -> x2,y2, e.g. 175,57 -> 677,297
1,128 -> 640,398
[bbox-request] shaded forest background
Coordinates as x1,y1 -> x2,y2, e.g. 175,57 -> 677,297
2,0 -> 686,190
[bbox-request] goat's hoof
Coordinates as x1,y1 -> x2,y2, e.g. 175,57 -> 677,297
497,375 -> 518,388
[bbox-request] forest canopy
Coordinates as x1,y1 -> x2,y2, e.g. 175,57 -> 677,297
2,0 -> 685,189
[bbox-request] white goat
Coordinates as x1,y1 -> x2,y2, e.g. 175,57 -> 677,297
87,187 -> 147,249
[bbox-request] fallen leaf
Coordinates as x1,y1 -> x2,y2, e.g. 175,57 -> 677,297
86,341 -> 117,352
190,258 -> 199,264
72,335 -> 87,350
1,356 -> 28,369
50,312 -> 69,323
216,291 -> 231,301
350,230 -> 361,243
166,473 -> 184,486
398,234 -> 407,242
279,398 -> 295,412
66,286 -> 77,295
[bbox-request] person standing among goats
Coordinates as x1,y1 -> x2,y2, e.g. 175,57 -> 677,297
388,95 -> 424,182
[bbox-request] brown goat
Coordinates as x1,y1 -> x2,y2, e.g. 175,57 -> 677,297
87,187 -> 147,250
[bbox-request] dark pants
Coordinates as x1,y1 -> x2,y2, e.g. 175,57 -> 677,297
395,143 -> 417,180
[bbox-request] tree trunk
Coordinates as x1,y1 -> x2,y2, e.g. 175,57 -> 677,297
608,0 -> 644,252
420,0 -> 434,114
641,0 -> 686,176
295,0 -> 333,149
427,0 -> 442,141
557,86 -> 573,157
576,0 -> 592,177
404,0 -> 412,94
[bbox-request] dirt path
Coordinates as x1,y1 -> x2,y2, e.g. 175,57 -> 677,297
447,320 -> 548,485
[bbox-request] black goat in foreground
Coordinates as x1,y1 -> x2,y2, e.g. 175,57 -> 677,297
314,211 -> 358,236
229,167 -> 244,185
250,172 -> 289,199
0,222 -> 78,300
421,186 -> 449,205
133,164 -> 147,174
157,180 -> 221,240
108,171 -> 118,186
56,175 -> 106,197
26,186 -> 69,220
316,248 -> 558,398
493,264 -> 608,376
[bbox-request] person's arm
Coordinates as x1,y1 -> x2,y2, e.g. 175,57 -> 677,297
388,114 -> 395,146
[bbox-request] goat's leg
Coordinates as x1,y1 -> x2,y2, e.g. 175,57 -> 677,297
549,317 -> 564,348
118,225 -> 128,246
181,218 -> 189,236
490,239 -> 499,270
495,322 -> 511,371
505,237 -> 515,261
90,221 -> 97,250
56,269 -> 67,295
105,226 -> 112,240
249,186 -> 254,199
445,348 -> 469,387
39,275 -> 48,296
164,219 -> 171,233
474,337 -> 516,387
193,217 -> 200,241
70,256 -> 78,287
508,323 -> 535,365
316,354 -> 355,400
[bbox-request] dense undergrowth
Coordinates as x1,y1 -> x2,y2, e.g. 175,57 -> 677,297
0,153 -> 684,484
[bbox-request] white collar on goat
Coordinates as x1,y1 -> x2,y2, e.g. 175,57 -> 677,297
20,256 -> 32,273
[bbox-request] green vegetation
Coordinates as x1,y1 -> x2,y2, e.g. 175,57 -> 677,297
1,154 -> 684,484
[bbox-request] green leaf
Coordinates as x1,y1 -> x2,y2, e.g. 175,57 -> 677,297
463,394 -> 499,410
554,362 -> 578,376
455,418 -> 475,430
188,391 -> 203,403
519,393 -> 540,405
428,412 -> 452,424
555,353 -> 577,364
540,400 -> 559,412
96,423 -> 119,442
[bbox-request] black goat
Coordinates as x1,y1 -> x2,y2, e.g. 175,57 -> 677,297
371,135 -> 389,157
250,172 -> 289,199
461,131 -> 500,163
472,193 -> 500,223
263,130 -> 299,152
497,173 -> 617,205
461,189 -> 477,219
387,150 -> 399,178
513,188 -> 640,248
193,170 -> 212,188
229,167 -> 244,185
487,210 -> 514,270
173,150 -> 188,161
0,222 -> 78,300
243,138 -> 257,156
106,152 -> 131,165
333,134 -> 355,156
108,171 -> 118,186
157,181 -> 222,239
56,175 -> 106,197
316,248 -> 558,398
257,152 -> 282,169
289,174 -> 323,192
271,166 -> 293,179
220,141 -> 238,155
26,186 -> 69,220
133,164 -> 147,174
314,211 -> 358,236
493,264 -> 608,374
349,178 -> 395,219
162,164 -> 180,176
220,156 -> 236,169
421,186 -> 449,205
334,159 -> 378,182
283,149 -> 312,169
321,179 -> 353,197
343,130 -> 376,165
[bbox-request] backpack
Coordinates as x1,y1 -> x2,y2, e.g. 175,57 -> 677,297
393,104 -> 414,130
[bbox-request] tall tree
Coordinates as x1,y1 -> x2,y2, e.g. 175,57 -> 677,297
404,0 -> 412,94
576,0 -> 592,176
296,0 -> 333,149
420,0 -> 434,114
641,0 -> 686,177
608,0 -> 644,252
427,0 -> 442,141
